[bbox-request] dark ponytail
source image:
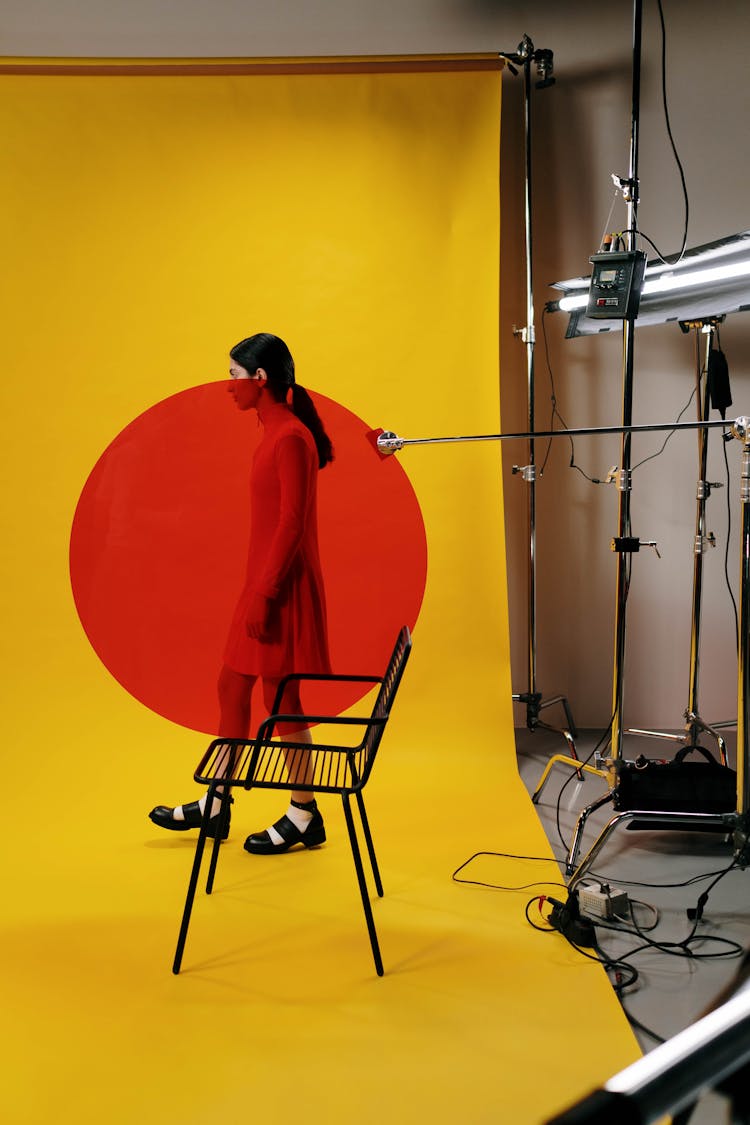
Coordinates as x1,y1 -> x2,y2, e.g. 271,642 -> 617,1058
230,332 -> 334,469
291,383 -> 334,469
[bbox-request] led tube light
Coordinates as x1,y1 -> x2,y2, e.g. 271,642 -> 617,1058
549,231 -> 750,334
558,259 -> 750,312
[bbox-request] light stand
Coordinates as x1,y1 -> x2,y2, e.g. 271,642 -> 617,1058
500,35 -> 579,754
375,415 -> 750,879
532,0 -> 750,873
627,319 -> 734,762
609,0 -> 643,768
566,414 -> 750,886
527,1 -> 647,803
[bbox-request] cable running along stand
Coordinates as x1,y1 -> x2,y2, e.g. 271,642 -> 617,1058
501,35 -> 578,755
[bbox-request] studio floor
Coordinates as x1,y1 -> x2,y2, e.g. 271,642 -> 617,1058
4,707 -> 642,1125
516,721 -> 750,1125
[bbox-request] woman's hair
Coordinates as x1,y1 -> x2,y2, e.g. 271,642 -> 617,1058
230,332 -> 333,468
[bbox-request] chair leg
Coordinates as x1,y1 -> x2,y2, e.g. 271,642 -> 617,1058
355,790 -> 383,897
342,793 -> 384,976
205,782 -> 230,895
172,819 -> 210,975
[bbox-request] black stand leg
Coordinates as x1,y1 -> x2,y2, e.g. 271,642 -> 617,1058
343,793 -> 384,976
172,818 -> 210,974
355,790 -> 383,897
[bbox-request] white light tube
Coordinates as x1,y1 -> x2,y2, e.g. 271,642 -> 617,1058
557,257 -> 750,313
645,259 -> 750,294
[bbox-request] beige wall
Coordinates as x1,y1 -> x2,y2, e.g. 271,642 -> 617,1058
4,0 -> 749,728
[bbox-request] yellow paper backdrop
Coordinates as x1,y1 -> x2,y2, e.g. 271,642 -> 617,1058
0,65 -> 505,720
0,61 -> 638,1124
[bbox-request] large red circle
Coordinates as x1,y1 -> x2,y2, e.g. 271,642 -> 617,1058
69,383 -> 427,734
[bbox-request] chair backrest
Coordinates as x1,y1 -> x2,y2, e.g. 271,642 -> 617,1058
357,625 -> 412,785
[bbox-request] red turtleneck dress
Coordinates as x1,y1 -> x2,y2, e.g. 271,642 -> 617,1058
223,402 -> 331,678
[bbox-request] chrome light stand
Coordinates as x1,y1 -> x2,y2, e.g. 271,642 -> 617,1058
500,35 -> 579,755
528,1 -> 647,803
568,415 -> 750,886
626,318 -> 734,763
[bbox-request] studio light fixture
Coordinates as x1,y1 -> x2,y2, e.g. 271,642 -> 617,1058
548,230 -> 750,336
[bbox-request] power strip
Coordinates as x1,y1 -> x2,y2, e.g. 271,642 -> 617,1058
577,884 -> 629,921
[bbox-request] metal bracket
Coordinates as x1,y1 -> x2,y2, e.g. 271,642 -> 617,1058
697,480 -> 723,500
695,532 -> 717,555
611,537 -> 661,558
512,464 -> 537,483
611,172 -> 639,204
512,323 -> 536,345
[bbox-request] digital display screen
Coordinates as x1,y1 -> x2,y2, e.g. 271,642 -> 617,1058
598,269 -> 618,283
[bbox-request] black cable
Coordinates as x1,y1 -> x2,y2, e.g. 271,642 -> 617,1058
606,931 -> 745,962
631,383 -> 697,472
592,935 -> 640,993
553,880 -> 745,1044
619,1 -> 689,267
710,322 -> 740,652
654,0 -> 689,265
539,308 -> 610,485
533,904 -> 643,993
632,227 -> 684,265
550,675 -> 631,859
525,896 -> 559,932
594,917 -> 745,960
525,872 -> 745,1049
602,860 -> 745,961
587,864 -> 738,891
626,897 -> 659,931
452,850 -> 567,893
722,426 -> 740,654
621,1008 -> 667,1044
538,307 -> 557,477
615,2 -> 690,268
553,716 -> 617,856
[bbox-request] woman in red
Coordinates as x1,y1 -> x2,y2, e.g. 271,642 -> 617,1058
150,333 -> 334,852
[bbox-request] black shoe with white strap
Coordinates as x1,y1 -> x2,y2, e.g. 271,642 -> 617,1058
243,799 -> 326,855
149,794 -> 233,840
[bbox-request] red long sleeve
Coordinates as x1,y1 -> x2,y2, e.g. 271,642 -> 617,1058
255,432 -> 314,599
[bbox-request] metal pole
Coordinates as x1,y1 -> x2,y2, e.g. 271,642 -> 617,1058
523,52 -> 538,705
686,326 -> 713,724
610,0 -> 643,764
375,418 -> 733,452
737,428 -> 750,824
507,38 -> 575,743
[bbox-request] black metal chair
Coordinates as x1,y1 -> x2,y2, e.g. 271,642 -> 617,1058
172,625 -> 412,977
